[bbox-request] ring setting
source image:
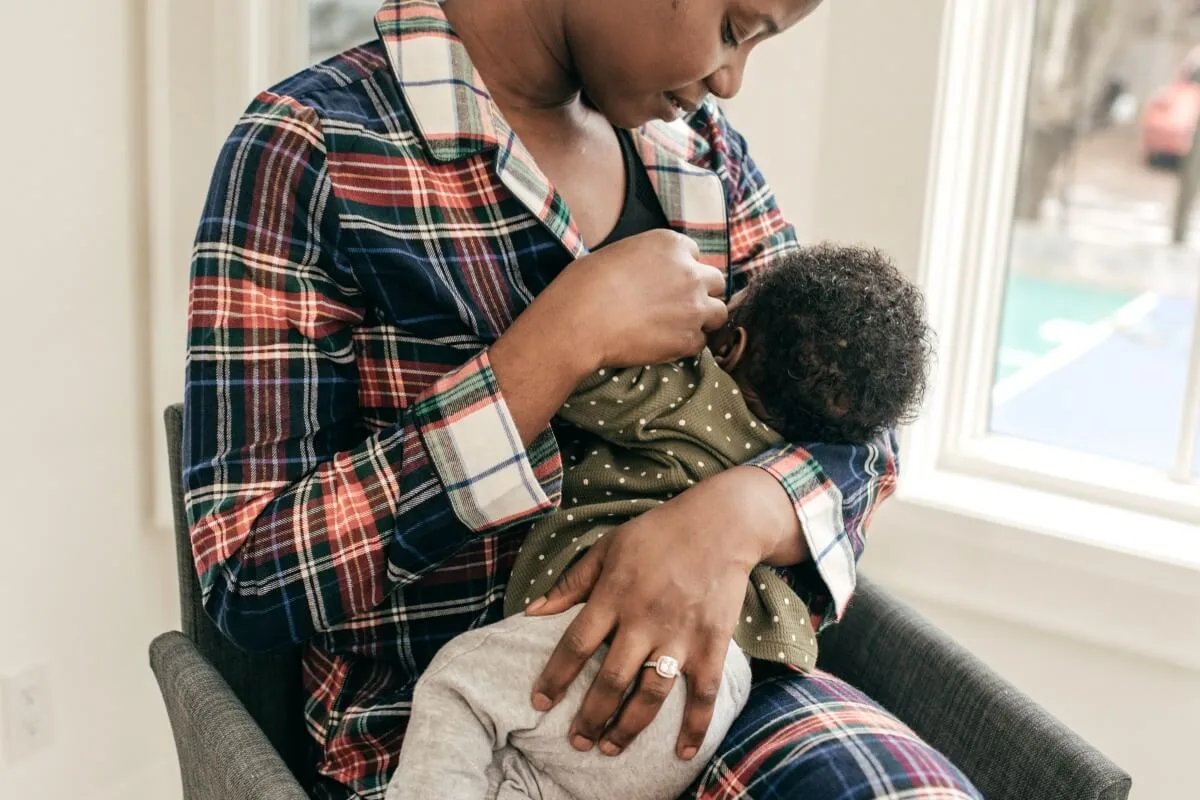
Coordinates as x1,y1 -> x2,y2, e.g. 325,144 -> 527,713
642,655 -> 681,679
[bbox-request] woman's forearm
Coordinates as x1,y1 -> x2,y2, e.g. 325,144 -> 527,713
489,299 -> 597,446
698,466 -> 809,567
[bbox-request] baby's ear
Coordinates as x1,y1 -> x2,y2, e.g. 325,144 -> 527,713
713,326 -> 749,371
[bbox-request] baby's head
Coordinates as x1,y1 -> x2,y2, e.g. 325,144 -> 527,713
708,244 -> 933,444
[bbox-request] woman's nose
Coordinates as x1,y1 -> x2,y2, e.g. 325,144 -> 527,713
706,59 -> 746,100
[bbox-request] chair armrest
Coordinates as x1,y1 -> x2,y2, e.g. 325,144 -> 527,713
817,576 -> 1131,800
149,632 -> 310,800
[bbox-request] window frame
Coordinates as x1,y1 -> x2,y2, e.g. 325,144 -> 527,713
910,0 -> 1200,527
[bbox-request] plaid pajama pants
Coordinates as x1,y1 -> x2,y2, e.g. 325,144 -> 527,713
685,671 -> 981,800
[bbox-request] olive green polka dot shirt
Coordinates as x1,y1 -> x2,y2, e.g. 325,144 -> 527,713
504,350 -> 819,671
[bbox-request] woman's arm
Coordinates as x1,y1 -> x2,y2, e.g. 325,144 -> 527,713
185,96 -> 574,652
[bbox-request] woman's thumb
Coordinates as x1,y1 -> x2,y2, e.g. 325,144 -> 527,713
524,545 -> 604,616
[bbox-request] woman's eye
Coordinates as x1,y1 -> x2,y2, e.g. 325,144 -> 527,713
721,18 -> 739,47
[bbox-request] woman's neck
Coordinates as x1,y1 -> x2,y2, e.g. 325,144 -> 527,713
440,0 -> 582,115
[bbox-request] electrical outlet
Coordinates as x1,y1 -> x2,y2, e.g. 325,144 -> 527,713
1,665 -> 54,764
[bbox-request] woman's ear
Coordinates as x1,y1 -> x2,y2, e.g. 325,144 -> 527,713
713,326 -> 749,371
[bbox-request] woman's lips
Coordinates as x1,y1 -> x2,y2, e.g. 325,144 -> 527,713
664,91 -> 699,115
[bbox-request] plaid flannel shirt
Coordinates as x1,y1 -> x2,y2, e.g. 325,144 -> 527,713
183,2 -> 898,796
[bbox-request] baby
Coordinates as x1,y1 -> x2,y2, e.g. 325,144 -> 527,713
387,243 -> 933,800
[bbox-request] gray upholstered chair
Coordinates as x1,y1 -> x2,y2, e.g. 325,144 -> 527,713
151,404 -> 1132,800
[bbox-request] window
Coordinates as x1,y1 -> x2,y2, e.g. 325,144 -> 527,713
992,1 -> 1200,478
918,0 -> 1200,522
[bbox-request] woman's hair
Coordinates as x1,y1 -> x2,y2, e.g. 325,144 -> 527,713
733,244 -> 934,444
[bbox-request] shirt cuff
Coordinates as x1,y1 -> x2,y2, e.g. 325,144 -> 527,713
411,351 -> 561,534
744,445 -> 855,629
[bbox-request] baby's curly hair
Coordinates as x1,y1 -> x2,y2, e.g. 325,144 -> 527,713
733,244 -> 934,444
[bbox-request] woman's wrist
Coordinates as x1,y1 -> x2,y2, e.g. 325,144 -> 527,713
489,300 -> 597,445
702,466 -> 808,567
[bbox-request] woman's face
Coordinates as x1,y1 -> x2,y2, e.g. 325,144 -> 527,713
566,0 -> 822,128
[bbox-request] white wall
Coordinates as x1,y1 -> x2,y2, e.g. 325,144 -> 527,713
860,500 -> 1199,800
810,0 -> 947,278
730,0 -> 947,281
723,1 -> 831,241
0,1 -> 180,798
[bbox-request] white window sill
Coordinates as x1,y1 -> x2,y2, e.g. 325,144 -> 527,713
865,467 -> 1200,672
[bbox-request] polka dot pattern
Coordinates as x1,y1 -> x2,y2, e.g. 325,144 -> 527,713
504,353 -> 817,670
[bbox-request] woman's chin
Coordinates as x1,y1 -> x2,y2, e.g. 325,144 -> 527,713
585,93 -> 657,130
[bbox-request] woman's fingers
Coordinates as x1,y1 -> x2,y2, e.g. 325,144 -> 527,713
531,602 -> 614,713
569,632 -> 652,752
526,502 -> 751,761
598,651 -> 682,756
525,537 -> 609,616
675,649 -> 724,760
701,295 -> 730,333
698,263 -> 726,298
671,229 -> 702,259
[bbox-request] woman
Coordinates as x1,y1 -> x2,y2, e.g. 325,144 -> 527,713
183,1 -> 980,798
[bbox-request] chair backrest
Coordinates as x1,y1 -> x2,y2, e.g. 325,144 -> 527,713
165,404 -> 311,783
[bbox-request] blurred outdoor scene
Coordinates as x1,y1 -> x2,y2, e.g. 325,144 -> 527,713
307,0 -> 1200,474
994,0 -> 1200,474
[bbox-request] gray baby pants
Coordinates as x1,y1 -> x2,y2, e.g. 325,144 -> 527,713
386,605 -> 752,800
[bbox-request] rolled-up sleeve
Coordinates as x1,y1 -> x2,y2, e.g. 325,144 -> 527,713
411,351 -> 560,532
744,434 -> 898,629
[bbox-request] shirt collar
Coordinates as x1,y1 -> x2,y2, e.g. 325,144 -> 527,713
373,1 -> 723,266
373,0 -> 711,164
374,0 -> 499,161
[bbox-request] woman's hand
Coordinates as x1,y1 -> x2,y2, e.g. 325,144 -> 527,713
534,229 -> 729,371
490,230 -> 728,444
524,466 -> 808,760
